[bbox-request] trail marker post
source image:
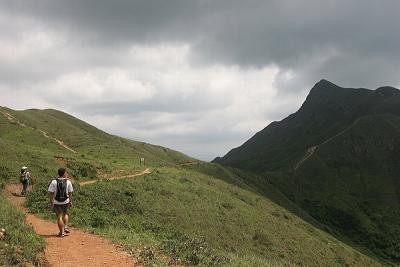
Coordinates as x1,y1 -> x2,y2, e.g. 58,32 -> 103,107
140,157 -> 145,166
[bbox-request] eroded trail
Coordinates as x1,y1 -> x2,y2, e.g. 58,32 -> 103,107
294,146 -> 317,170
294,118 -> 364,170
79,168 -> 151,186
0,110 -> 77,153
4,184 -> 138,267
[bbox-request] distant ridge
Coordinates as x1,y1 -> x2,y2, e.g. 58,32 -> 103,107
214,80 -> 400,171
214,80 -> 400,263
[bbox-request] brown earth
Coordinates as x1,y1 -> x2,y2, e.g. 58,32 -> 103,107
4,184 -> 140,267
79,168 -> 151,186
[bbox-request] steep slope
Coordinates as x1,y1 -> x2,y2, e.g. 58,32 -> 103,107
215,80 -> 400,263
291,114 -> 400,263
0,105 -> 384,266
215,79 -> 400,172
0,106 -> 195,185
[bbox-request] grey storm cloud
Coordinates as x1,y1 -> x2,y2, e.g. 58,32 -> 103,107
2,0 -> 400,89
1,0 -> 399,160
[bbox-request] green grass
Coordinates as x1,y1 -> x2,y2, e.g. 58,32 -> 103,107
0,195 -> 45,266
27,167 -> 383,266
0,106 -> 195,266
0,106 -> 386,266
0,106 -> 195,187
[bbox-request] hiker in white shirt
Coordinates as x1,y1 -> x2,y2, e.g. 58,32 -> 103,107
48,168 -> 74,237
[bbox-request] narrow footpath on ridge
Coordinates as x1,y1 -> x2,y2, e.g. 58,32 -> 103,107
4,183 -> 141,267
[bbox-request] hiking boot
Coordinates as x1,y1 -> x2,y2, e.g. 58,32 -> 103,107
64,227 -> 70,234
57,232 -> 65,238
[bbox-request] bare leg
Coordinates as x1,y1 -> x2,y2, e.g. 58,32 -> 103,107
63,213 -> 69,229
56,213 -> 65,234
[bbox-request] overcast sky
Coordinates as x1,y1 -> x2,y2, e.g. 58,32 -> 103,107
1,0 -> 399,160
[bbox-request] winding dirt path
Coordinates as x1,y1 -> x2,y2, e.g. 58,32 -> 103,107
4,184 -> 139,267
79,168 -> 151,186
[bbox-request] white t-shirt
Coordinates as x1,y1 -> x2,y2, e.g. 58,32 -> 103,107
48,178 -> 74,205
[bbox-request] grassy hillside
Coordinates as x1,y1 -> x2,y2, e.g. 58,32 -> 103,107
0,106 -> 385,266
27,167 -> 382,266
288,114 -> 400,262
214,80 -> 400,264
0,106 -> 193,266
0,106 -> 195,186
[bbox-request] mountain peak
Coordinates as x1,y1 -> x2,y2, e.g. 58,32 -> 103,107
311,79 -> 341,92
302,79 -> 345,107
316,79 -> 337,86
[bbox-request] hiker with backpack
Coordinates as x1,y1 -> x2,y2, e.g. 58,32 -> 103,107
48,168 -> 74,237
20,166 -> 31,196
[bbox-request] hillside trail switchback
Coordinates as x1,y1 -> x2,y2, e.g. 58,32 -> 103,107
4,184 -> 138,267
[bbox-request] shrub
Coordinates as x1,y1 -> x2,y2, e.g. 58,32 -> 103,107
67,161 -> 97,180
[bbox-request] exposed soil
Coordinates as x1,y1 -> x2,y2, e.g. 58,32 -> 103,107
4,184 -> 139,267
79,168 -> 151,186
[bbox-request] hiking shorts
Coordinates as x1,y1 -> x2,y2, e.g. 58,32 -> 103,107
53,204 -> 69,215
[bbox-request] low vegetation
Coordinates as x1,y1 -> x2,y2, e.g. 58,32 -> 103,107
0,106 -> 387,266
28,167 -> 382,266
0,195 -> 45,266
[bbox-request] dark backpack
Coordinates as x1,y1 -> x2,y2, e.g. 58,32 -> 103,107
55,179 -> 68,202
20,172 -> 28,184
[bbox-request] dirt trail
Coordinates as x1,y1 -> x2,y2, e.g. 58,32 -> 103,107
4,184 -> 138,267
294,146 -> 317,170
0,110 -> 77,153
79,168 -> 151,186
294,118 -> 363,170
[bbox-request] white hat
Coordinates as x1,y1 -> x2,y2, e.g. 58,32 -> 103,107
21,166 -> 28,170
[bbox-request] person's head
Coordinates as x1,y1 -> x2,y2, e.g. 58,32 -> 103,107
58,168 -> 66,177
21,166 -> 28,174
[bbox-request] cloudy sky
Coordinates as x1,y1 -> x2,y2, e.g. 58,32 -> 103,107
1,0 -> 399,160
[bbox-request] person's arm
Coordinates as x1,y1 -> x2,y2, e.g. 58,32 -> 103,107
68,192 -> 73,207
49,192 -> 54,208
28,172 -> 33,185
48,181 -> 55,208
68,182 -> 73,207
